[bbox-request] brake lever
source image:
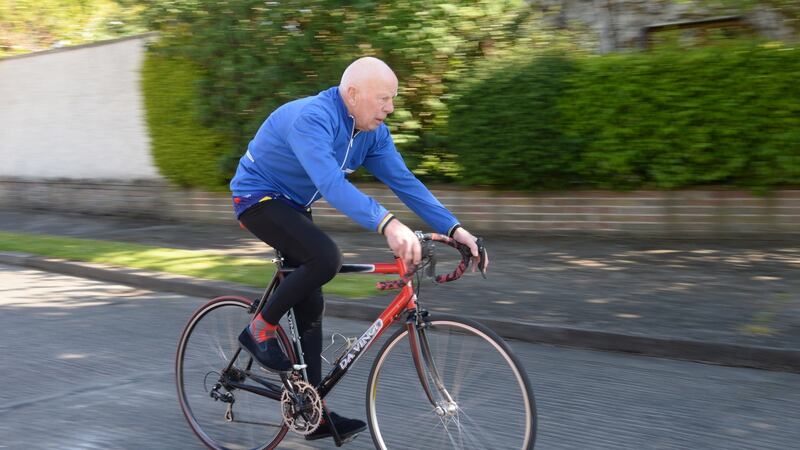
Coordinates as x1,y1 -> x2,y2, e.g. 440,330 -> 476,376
423,240 -> 436,280
476,237 -> 487,279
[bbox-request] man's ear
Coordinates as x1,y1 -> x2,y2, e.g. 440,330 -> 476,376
346,86 -> 358,106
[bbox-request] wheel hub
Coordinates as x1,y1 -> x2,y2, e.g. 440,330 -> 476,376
434,401 -> 459,417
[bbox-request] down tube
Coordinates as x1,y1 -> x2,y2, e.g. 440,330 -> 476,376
316,286 -> 415,398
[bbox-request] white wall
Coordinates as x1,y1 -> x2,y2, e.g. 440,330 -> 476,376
0,34 -> 161,180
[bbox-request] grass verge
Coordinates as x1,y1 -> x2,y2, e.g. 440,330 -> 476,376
0,231 -> 380,299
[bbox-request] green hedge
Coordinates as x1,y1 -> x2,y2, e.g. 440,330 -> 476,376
447,52 -> 582,189
563,42 -> 800,189
141,52 -> 231,190
450,41 -> 800,189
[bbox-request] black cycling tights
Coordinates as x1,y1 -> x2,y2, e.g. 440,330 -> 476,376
239,199 -> 342,386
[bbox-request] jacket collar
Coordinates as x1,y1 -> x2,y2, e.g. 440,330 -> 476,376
326,86 -> 354,127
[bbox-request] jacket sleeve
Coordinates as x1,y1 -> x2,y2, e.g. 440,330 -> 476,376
286,107 -> 390,231
362,128 -> 460,235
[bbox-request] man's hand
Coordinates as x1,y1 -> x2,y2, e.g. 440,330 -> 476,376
452,227 -> 489,273
384,219 -> 421,270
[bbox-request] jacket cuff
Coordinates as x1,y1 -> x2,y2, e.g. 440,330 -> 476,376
378,213 -> 396,235
447,223 -> 462,238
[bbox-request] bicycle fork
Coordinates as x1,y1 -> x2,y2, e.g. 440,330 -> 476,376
405,310 -> 459,418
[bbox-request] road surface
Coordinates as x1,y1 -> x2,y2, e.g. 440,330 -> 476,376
1,264 -> 798,449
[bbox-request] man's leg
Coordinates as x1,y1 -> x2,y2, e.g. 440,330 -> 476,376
276,238 -> 325,387
239,200 -> 366,441
289,277 -> 366,442
238,200 -> 340,372
291,289 -> 324,385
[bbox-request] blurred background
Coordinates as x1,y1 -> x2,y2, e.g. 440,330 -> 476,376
1,0 -> 798,196
1,3 -> 799,449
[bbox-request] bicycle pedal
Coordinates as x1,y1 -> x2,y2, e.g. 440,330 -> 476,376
341,432 -> 360,444
292,364 -> 307,371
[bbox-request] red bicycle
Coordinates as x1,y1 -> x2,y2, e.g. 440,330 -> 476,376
176,232 -> 536,449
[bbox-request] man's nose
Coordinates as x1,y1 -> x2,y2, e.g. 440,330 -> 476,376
384,100 -> 394,114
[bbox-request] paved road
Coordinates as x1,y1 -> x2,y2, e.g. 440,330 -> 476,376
2,210 -> 799,354
2,264 -> 799,449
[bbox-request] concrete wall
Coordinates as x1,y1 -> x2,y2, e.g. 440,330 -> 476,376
1,178 -> 797,237
0,34 -> 161,180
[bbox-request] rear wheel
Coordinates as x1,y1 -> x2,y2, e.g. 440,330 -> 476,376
176,296 -> 294,450
366,314 -> 536,449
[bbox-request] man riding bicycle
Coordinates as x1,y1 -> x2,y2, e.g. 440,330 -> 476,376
229,56 -> 487,442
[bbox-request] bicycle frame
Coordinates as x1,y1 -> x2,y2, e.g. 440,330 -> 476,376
220,255 -> 441,406
176,232 -> 533,450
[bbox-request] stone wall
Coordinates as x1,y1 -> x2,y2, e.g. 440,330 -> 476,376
535,0 -> 795,52
1,178 -> 796,237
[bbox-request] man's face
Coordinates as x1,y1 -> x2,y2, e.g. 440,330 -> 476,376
347,77 -> 397,131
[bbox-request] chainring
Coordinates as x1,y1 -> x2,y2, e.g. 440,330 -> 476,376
280,379 -> 323,435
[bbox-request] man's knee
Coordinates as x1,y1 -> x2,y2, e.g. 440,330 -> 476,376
313,239 -> 342,282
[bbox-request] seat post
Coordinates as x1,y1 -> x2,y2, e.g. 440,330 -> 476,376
272,249 -> 285,267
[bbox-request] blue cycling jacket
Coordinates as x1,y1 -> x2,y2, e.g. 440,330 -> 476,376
230,86 -> 460,235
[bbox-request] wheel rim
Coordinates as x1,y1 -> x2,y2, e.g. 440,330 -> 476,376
176,298 -> 287,450
368,319 -> 535,450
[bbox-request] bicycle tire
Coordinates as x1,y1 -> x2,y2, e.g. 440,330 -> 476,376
366,314 -> 537,449
176,295 -> 293,450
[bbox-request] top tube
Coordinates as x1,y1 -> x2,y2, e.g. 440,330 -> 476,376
278,263 -> 400,275
275,232 -> 481,292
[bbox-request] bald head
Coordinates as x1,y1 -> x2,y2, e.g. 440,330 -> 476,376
339,57 -> 398,131
339,57 -> 397,93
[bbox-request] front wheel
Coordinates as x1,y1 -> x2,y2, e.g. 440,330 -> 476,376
175,295 -> 293,450
366,314 -> 537,449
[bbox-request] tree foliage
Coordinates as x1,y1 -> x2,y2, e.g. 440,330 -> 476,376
138,0 -> 542,178
0,0 -> 145,57
138,2 -> 798,191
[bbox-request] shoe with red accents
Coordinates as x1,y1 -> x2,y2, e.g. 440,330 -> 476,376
305,412 -> 366,442
237,326 -> 293,372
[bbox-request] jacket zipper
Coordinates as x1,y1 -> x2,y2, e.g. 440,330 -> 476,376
304,115 -> 359,207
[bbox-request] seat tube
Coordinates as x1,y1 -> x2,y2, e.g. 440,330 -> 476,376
286,307 -> 309,381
